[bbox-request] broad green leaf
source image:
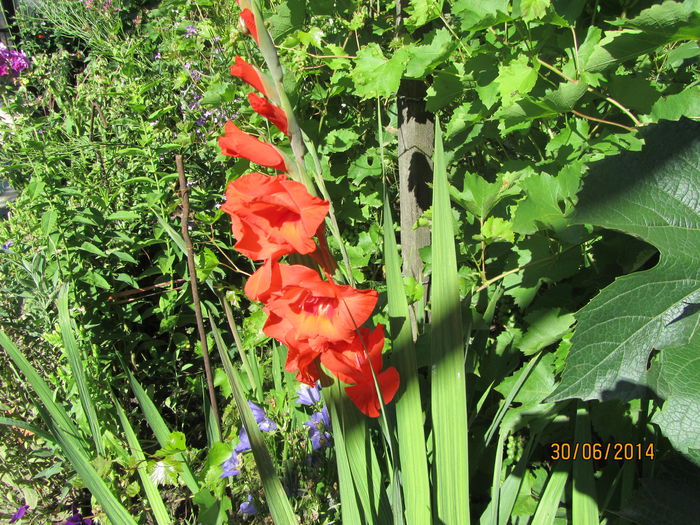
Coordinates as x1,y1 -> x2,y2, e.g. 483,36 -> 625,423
404,29 -> 454,78
496,81 -> 589,127
513,0 -> 551,21
518,308 -> 576,356
496,56 -> 539,106
584,2 -> 700,73
430,119 -> 471,524
494,353 -> 557,407
650,335 -> 700,464
350,44 -> 410,99
512,166 -> 581,234
267,0 -> 306,39
453,0 -> 510,31
201,81 -> 238,107
79,241 -> 107,258
404,0 -> 444,30
450,171 -> 520,219
426,63 -> 465,112
549,119 -> 700,402
648,85 -> 700,122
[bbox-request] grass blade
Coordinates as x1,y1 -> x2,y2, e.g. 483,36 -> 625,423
531,460 -> 569,525
383,193 -> 431,524
325,382 -> 363,525
113,396 -> 172,525
210,314 -> 297,524
123,365 -> 200,494
0,331 -> 137,524
572,403 -> 599,524
430,118 -> 471,524
57,284 -> 104,456
0,417 -> 55,443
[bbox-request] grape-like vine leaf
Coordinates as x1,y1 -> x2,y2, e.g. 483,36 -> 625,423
549,119 -> 700,405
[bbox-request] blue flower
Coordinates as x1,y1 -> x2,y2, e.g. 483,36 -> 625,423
184,25 -> 198,38
235,426 -> 251,454
296,383 -> 322,406
2,241 -> 13,250
220,452 -> 241,478
248,401 -> 277,432
239,494 -> 257,515
304,406 -> 331,450
9,504 -> 29,523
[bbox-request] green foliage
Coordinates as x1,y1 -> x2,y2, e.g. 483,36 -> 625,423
1,0 -> 699,523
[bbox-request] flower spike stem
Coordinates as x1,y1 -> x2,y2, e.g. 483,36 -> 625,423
249,0 -> 314,193
176,154 -> 221,436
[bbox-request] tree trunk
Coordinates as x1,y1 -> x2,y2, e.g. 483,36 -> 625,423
396,2 -> 435,335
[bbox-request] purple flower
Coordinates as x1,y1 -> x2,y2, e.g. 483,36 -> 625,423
296,383 -> 322,406
239,494 -> 257,515
249,401 -> 277,432
304,406 -> 331,450
2,241 -> 13,250
189,69 -> 202,83
9,504 -> 29,523
0,43 -> 30,77
184,25 -> 198,38
235,426 -> 251,453
63,505 -> 93,525
220,452 -> 240,478
154,52 -> 162,60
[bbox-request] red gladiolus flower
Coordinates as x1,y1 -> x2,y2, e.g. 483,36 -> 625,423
218,122 -> 287,171
230,56 -> 268,97
321,325 -> 400,417
239,9 -> 259,44
248,92 -> 289,136
224,174 -> 329,261
262,266 -> 379,351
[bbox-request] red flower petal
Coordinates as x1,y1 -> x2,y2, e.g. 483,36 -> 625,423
345,367 -> 400,418
248,92 -> 289,136
222,175 -> 329,260
218,122 -> 287,171
240,9 -> 259,44
230,56 -> 268,97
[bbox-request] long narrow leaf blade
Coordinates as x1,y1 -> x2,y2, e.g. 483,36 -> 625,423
430,118 -> 471,524
383,193 -> 431,524
210,315 -> 297,524
113,397 -> 172,525
58,284 -> 104,456
324,381 -> 363,524
124,366 -> 200,494
0,331 -> 136,524
572,403 -> 599,524
531,461 -> 569,525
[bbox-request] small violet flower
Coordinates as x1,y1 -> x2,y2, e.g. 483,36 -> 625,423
184,25 -> 198,38
304,406 -> 331,450
2,241 -> 13,250
239,494 -> 257,515
63,505 -> 93,525
9,504 -> 29,523
296,383 -> 322,406
154,52 -> 162,60
220,451 -> 241,478
235,426 -> 251,454
249,401 -> 277,432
